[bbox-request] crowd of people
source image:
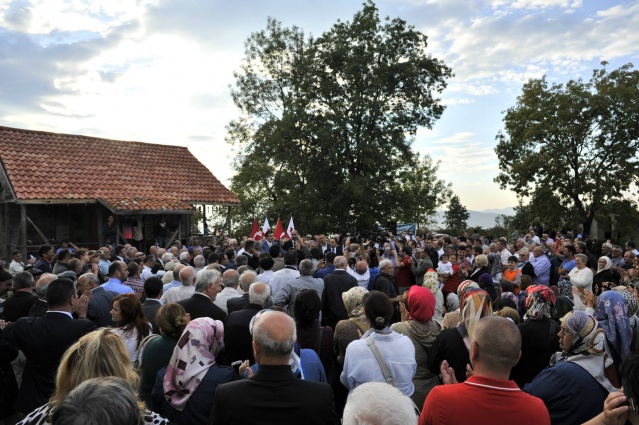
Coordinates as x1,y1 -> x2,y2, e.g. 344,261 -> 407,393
1,226 -> 639,424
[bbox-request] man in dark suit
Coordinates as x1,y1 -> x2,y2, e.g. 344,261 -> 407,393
141,276 -> 163,334
321,256 -> 358,329
1,278 -> 97,414
77,273 -> 117,328
222,281 -> 270,366
177,269 -> 226,322
328,237 -> 343,256
210,310 -> 338,425
3,271 -> 37,322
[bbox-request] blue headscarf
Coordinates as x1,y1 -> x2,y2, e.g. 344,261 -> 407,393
595,291 -> 633,361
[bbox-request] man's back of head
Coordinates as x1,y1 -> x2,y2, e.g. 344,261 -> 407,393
299,259 -> 314,276
144,276 -> 163,299
471,315 -> 521,377
283,250 -> 298,267
248,282 -> 271,307
252,310 -> 296,364
268,245 -> 281,259
334,256 -> 348,269
324,251 -> 337,264
172,264 -> 185,282
239,270 -> 257,292
222,269 -> 239,288
46,278 -> 76,310
179,266 -> 196,286
260,256 -> 274,271
343,382 -> 416,425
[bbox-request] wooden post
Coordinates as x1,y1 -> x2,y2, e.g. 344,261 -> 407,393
97,205 -> 103,247
26,216 -> 49,245
20,204 -> 27,257
226,206 -> 231,236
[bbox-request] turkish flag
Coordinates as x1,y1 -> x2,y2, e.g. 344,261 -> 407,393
274,217 -> 286,240
251,217 -> 262,241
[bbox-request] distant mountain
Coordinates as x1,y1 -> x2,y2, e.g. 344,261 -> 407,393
431,207 -> 515,229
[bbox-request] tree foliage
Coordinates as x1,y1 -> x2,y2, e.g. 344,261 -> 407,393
495,62 -> 639,235
444,195 -> 469,231
227,1 -> 452,234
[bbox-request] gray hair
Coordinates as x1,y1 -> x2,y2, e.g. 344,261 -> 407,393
253,312 -> 296,357
299,259 -> 314,276
334,256 -> 348,268
13,271 -> 34,290
195,269 -> 221,292
50,377 -> 141,425
35,275 -> 56,297
222,270 -> 240,288
161,253 -> 174,263
248,282 -> 271,306
474,254 -> 489,268
239,270 -> 257,292
235,255 -> 248,267
179,266 -> 196,287
378,259 -> 392,270
518,248 -> 529,257
179,252 -> 190,262
193,255 -> 206,268
603,243 -> 612,250
342,382 -> 416,425
575,253 -> 588,264
79,273 -> 100,288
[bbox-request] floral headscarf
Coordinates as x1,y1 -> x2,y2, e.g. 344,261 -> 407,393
407,285 -> 436,323
597,256 -> 612,274
595,291 -> 633,361
423,270 -> 440,295
525,285 -> 556,320
457,288 -> 492,351
164,317 -> 224,410
342,286 -> 368,323
613,288 -> 639,317
501,292 -> 519,308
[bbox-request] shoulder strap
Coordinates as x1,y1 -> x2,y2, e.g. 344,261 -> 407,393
365,336 -> 395,386
135,334 -> 160,365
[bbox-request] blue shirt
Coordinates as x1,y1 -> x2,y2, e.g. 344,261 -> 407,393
101,278 -> 134,294
162,280 -> 181,293
314,265 -> 335,279
98,259 -> 111,276
368,267 -> 381,291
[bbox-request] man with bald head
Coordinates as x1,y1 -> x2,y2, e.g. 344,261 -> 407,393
211,310 -> 338,425
162,263 -> 184,293
346,260 -> 371,288
213,269 -> 241,314
78,272 -> 117,328
321,256 -> 358,329
161,266 -> 196,303
419,316 -> 550,425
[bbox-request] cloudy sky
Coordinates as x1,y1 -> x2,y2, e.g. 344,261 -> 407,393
1,0 -> 637,212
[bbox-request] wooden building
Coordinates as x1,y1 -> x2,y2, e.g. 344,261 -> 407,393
0,126 -> 240,258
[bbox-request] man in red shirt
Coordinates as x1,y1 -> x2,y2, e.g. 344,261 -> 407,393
419,315 -> 550,425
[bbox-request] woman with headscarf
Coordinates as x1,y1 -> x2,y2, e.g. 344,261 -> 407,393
440,280 -> 478,329
612,287 -> 639,353
595,290 -> 633,384
422,269 -> 444,323
334,287 -> 369,366
593,256 -> 615,296
151,318 -> 238,425
525,311 -> 616,425
510,285 -> 560,388
428,288 -> 492,383
392,285 -> 442,407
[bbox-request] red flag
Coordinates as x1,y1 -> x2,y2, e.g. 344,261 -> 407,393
251,217 -> 262,241
273,217 -> 286,240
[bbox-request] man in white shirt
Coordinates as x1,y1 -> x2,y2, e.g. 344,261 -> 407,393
213,269 -> 241,313
346,260 -> 370,288
161,266 -> 196,303
269,251 -> 300,297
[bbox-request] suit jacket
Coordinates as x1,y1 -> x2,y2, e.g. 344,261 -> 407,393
321,270 -> 357,329
221,303 -> 262,365
28,299 -> 48,317
142,299 -> 163,334
177,293 -> 227,322
209,365 -> 338,425
226,293 -> 250,315
3,291 -> 38,322
411,258 -> 434,286
87,287 -> 118,328
1,312 -> 97,413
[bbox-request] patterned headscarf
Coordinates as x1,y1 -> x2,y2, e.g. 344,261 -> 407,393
423,270 -> 440,295
163,317 -> 224,411
525,285 -> 556,320
597,256 -> 612,274
557,311 -> 617,392
457,280 -> 479,299
342,286 -> 368,323
457,288 -> 492,351
613,288 -> 639,317
501,292 -> 519,308
407,285 -> 436,323
595,291 -> 633,361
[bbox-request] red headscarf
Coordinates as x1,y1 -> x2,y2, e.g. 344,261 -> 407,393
407,285 -> 436,323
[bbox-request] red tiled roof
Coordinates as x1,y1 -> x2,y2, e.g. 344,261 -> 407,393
0,126 -> 240,210
99,198 -> 195,213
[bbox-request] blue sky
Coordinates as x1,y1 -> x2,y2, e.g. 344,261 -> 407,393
1,0 -> 637,211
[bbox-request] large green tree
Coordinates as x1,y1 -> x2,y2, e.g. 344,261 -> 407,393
228,1 -> 452,234
444,195 -> 469,231
495,63 -> 639,235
